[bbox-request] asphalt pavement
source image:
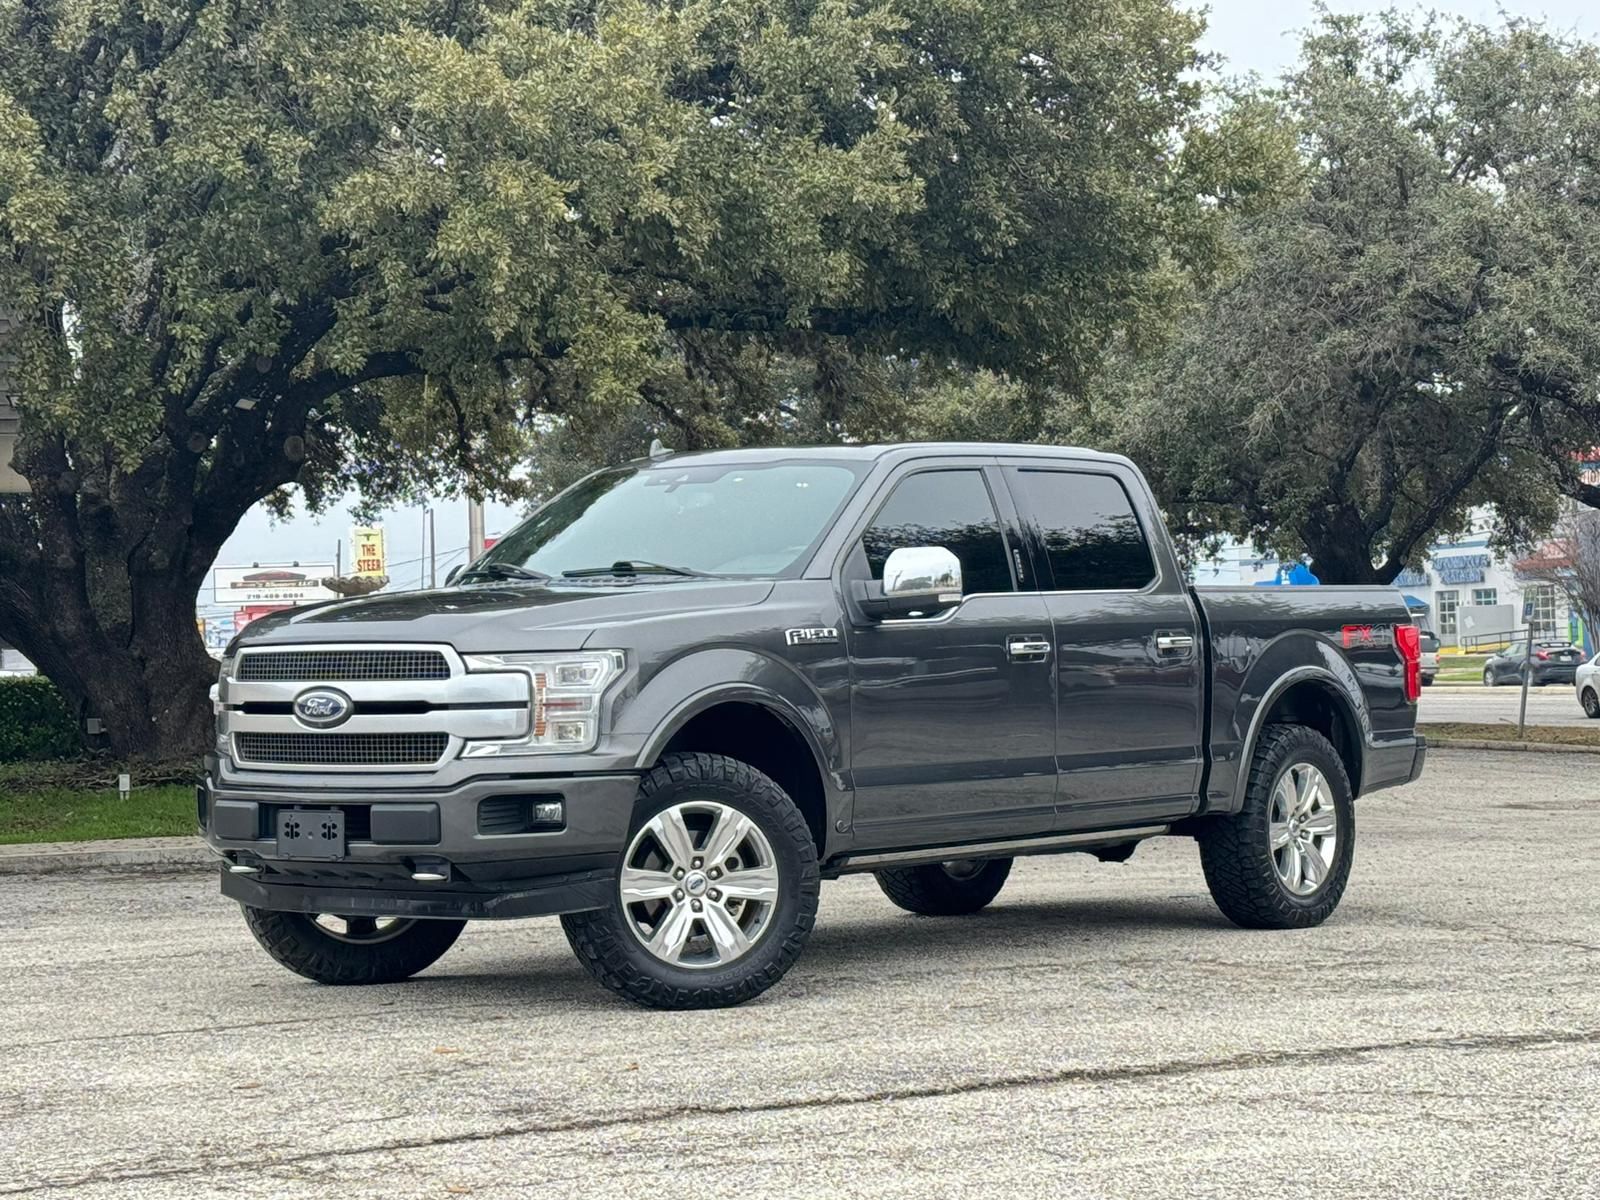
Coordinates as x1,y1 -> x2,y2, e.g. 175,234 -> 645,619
1419,681 -> 1591,727
4,748 -> 1598,1199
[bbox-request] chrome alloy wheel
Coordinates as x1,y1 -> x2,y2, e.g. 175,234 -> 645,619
619,801 -> 781,970
1269,763 -> 1340,897
312,914 -> 417,944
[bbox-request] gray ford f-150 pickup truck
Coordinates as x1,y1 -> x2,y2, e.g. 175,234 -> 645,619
202,442 -> 1426,1008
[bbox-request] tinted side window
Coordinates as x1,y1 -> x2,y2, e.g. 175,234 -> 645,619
862,469 -> 1013,597
1009,469 -> 1156,591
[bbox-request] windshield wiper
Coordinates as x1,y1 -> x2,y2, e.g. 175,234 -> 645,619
457,562 -> 551,584
561,560 -> 711,579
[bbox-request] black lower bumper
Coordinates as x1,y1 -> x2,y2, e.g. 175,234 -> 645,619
1361,734 -> 1427,795
220,864 -> 615,920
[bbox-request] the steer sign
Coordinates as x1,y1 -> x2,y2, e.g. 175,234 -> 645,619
350,525 -> 387,578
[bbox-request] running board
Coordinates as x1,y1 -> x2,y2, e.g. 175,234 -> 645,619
828,824 -> 1170,876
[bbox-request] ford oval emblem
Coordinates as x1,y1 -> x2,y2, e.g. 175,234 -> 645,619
293,688 -> 353,729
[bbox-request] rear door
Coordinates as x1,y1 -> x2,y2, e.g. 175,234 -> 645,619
999,461 -> 1205,830
842,460 -> 1058,849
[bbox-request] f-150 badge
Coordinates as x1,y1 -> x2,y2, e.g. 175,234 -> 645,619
786,627 -> 839,646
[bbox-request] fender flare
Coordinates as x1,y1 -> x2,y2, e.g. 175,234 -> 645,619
616,648 -> 842,788
1230,661 -> 1370,811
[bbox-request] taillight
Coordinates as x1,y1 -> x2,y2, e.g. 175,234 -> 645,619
1394,623 -> 1421,702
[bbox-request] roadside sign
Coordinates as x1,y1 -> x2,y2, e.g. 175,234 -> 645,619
213,564 -> 336,606
350,525 -> 387,578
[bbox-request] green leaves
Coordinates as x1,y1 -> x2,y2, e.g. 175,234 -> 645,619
1106,9 -> 1600,582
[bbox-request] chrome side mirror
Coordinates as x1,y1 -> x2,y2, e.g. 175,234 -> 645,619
856,546 -> 963,619
884,546 -> 962,602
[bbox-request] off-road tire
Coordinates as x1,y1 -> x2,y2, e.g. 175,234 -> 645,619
561,752 -> 820,1009
1582,687 -> 1600,719
1198,724 -> 1355,930
241,907 -> 466,985
874,858 -> 1013,915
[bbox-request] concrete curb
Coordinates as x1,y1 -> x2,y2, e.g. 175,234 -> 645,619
0,837 -> 214,876
1427,737 -> 1600,756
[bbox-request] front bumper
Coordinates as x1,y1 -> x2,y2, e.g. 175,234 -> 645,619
199,756 -> 639,919
219,864 -> 615,920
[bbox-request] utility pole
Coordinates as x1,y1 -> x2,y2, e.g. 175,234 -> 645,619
467,497 -> 486,562
429,508 -> 437,588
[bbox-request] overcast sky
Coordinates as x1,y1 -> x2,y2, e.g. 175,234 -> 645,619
209,1 -> 1599,605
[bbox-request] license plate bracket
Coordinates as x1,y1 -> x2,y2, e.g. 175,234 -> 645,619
276,808 -> 346,859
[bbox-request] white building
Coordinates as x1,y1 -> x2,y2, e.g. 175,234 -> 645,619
1395,510 -> 1577,649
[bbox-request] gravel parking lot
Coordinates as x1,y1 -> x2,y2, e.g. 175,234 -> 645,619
4,748 -> 1598,1199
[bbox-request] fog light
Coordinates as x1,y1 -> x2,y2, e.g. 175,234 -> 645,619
533,801 -> 564,825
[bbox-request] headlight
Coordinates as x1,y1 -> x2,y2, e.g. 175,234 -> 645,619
460,651 -> 625,756
213,659 -> 233,755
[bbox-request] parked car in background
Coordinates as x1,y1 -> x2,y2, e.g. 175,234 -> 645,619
1483,641 -> 1584,687
1418,628 -> 1439,686
1576,655 -> 1600,719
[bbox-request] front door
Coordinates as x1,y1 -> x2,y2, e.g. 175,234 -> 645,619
1000,463 -> 1205,830
843,463 -> 1057,849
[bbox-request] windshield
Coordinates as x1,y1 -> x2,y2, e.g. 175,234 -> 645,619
473,459 -> 866,580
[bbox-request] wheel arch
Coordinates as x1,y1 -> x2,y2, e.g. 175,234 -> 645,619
1232,667 -> 1367,810
617,649 -> 848,858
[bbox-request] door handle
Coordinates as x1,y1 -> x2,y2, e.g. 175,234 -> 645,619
1155,632 -> 1195,655
1007,635 -> 1052,661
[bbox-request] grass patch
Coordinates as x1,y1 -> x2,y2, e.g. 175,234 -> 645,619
0,761 -> 197,844
1432,653 -> 1490,684
1420,722 -> 1600,747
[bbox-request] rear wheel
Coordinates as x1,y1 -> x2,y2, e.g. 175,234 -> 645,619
1583,688 -> 1600,719
561,752 -> 820,1009
875,858 -> 1013,915
241,908 -> 465,985
1198,724 -> 1354,930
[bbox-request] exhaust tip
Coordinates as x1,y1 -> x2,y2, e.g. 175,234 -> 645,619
410,871 -> 449,883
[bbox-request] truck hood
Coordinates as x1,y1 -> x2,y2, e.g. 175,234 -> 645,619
230,579 -> 776,654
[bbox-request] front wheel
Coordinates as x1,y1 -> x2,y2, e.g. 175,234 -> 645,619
1483,666 -> 1497,686
1583,688 -> 1600,719
241,908 -> 466,985
1197,724 -> 1354,930
561,752 -> 820,1009
875,858 -> 1013,915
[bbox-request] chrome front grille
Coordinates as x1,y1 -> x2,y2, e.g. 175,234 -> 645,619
235,732 -> 450,767
220,643 -> 531,772
236,649 -> 450,682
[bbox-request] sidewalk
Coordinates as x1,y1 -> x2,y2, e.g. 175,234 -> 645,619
0,836 -> 213,875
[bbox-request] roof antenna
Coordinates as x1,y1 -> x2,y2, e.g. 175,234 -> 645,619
648,438 -> 673,461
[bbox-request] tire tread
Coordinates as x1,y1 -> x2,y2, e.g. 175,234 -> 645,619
242,908 -> 465,985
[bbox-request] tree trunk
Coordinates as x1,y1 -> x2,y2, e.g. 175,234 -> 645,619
0,531 -> 219,762
0,426 -> 240,762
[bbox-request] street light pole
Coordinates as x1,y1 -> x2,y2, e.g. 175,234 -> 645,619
467,497 -> 486,562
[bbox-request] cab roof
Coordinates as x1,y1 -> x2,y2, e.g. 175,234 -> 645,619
636,441 -> 1134,469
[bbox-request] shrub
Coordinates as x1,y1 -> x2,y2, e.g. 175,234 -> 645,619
0,677 -> 83,763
